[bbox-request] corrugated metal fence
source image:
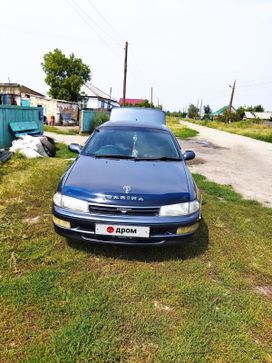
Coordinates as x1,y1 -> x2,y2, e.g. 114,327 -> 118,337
0,105 -> 43,148
79,110 -> 96,133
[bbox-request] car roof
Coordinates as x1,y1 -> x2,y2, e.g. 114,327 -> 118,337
99,119 -> 169,131
110,107 -> 166,125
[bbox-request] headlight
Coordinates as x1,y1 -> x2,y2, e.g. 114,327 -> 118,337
159,200 -> 200,216
53,192 -> 89,213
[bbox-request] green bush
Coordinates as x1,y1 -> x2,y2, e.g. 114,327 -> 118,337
93,112 -> 110,129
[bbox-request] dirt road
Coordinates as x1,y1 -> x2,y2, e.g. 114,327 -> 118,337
46,123 -> 272,207
45,131 -> 89,146
180,121 -> 272,207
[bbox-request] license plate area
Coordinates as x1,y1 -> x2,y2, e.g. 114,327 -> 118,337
95,224 -> 150,238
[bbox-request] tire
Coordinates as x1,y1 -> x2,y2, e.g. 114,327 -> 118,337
41,137 -> 56,157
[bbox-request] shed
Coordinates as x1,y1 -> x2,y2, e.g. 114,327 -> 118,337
244,112 -> 272,120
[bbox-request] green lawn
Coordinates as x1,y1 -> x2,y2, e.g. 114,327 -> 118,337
0,147 -> 271,362
186,119 -> 272,143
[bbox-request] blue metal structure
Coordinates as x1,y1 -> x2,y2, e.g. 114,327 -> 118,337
0,105 -> 43,149
79,110 -> 96,133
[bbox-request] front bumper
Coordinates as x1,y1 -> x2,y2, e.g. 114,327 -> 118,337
52,205 -> 201,246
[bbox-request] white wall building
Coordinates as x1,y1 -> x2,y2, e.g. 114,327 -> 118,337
80,83 -> 119,110
244,111 -> 272,120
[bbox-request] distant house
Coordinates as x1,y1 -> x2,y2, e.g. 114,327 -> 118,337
0,83 -> 79,124
29,97 -> 79,124
0,83 -> 44,106
119,98 -> 146,106
244,111 -> 272,121
212,105 -> 236,117
80,83 -> 119,110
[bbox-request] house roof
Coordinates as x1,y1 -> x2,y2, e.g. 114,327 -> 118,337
119,98 -> 146,105
212,105 -> 236,116
0,83 -> 44,97
20,85 -> 45,97
244,111 -> 272,120
81,83 -> 117,102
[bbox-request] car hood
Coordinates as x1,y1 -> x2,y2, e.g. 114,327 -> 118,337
62,155 -> 192,206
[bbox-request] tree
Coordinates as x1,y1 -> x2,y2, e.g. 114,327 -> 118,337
137,100 -> 154,108
253,105 -> 264,112
202,105 -> 212,120
203,105 -> 212,115
124,100 -> 155,108
187,104 -> 199,119
42,49 -> 91,102
93,111 -> 110,129
235,106 -> 246,120
218,108 -> 242,123
248,105 -> 264,112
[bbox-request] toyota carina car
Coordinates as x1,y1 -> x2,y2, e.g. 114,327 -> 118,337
53,108 -> 201,246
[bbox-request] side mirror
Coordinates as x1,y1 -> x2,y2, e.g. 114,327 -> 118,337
69,143 -> 82,154
183,150 -> 195,161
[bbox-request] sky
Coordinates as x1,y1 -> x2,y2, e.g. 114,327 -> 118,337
0,0 -> 271,111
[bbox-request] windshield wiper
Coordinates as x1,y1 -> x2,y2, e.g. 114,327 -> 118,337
91,154 -> 135,159
134,156 -> 181,161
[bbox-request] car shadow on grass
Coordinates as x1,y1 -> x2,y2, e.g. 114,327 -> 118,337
67,219 -> 209,262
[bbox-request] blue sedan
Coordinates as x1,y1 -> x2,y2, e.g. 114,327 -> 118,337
53,108 -> 201,246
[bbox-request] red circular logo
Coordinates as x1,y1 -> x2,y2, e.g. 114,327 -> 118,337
107,226 -> 114,233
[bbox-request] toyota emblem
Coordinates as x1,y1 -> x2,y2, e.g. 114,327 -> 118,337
123,185 -> 132,193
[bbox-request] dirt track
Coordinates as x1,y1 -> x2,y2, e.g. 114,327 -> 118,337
180,121 -> 272,207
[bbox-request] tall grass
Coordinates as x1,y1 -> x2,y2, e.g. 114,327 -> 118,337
189,119 -> 272,143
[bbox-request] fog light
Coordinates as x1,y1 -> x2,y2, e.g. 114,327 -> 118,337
53,216 -> 71,229
176,223 -> 199,234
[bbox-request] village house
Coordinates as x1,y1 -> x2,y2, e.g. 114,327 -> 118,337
0,83 -> 79,124
80,83 -> 119,110
0,83 -> 44,106
244,111 -> 272,120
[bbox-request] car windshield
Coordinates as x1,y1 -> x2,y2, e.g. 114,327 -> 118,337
82,127 -> 181,160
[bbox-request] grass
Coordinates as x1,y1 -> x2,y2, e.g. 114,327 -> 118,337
0,155 -> 272,362
186,119 -> 272,143
167,116 -> 199,139
55,143 -> 76,159
44,125 -> 79,135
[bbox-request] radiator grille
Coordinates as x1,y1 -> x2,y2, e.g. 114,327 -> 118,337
89,204 -> 159,216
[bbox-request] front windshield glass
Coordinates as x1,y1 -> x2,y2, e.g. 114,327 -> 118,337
83,127 -> 180,160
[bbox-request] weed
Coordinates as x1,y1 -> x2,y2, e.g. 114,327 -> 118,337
0,156 -> 271,362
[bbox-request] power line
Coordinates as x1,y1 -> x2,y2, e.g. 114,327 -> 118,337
65,0 -> 122,59
86,0 -> 124,44
85,0 -> 146,79
65,0 -> 146,83
71,0 -> 122,47
66,0 -> 150,97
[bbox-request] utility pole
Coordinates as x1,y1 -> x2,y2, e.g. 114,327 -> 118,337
122,41 -> 128,106
108,87 -> 112,110
227,80 -> 236,123
150,87 -> 153,106
199,99 -> 203,119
